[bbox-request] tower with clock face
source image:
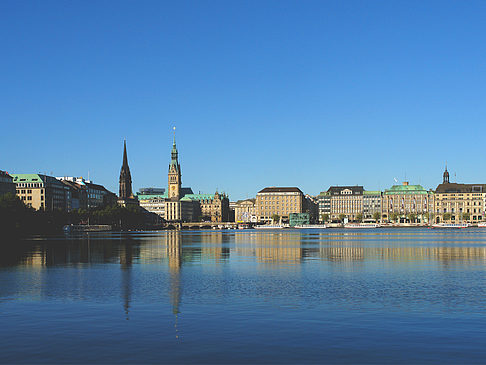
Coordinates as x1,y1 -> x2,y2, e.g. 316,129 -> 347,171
168,131 -> 181,200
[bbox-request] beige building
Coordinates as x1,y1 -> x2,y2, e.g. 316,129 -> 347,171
234,199 -> 257,222
255,187 -> 304,223
11,174 -> 67,211
382,182 -> 433,223
434,167 -> 485,223
328,186 -> 364,221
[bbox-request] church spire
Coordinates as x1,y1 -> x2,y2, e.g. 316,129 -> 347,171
119,140 -> 133,199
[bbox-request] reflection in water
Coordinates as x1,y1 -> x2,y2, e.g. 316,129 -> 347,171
167,231 -> 182,339
120,239 -> 133,320
3,230 -> 486,363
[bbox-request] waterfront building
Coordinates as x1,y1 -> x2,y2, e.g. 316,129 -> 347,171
363,191 -> 382,221
234,199 -> 257,223
57,176 -> 116,210
0,171 -> 16,197
328,186 -> 364,222
229,201 -> 237,222
118,141 -> 139,207
317,191 -> 331,222
137,189 -> 167,218
191,191 -> 229,222
12,174 -> 67,210
255,187 -> 304,223
434,166 -> 486,223
59,179 -> 87,210
382,182 -> 433,223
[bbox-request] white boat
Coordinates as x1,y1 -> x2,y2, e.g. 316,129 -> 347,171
254,224 -> 289,229
293,224 -> 327,229
430,223 -> 469,229
344,223 -> 379,229
478,222 -> 486,228
63,224 -> 112,233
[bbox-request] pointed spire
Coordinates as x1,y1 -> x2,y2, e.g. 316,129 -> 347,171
122,139 -> 129,168
119,140 -> 133,199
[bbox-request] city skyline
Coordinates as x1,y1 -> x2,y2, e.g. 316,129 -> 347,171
2,1 -> 486,199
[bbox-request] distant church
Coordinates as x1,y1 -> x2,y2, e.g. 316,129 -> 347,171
118,140 -> 139,207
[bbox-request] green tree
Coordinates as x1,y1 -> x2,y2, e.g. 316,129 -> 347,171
321,213 -> 329,223
421,212 -> 429,223
443,212 -> 451,221
372,212 -> 381,223
408,213 -> 417,223
390,212 -> 399,223
356,213 -> 363,222
271,214 -> 280,223
338,214 -> 346,222
461,212 -> 470,222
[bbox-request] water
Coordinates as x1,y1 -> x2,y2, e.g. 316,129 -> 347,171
1,228 -> 486,364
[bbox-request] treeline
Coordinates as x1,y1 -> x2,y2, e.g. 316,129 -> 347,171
0,193 -> 154,238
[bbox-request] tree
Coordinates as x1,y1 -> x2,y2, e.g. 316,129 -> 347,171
390,212 -> 399,223
321,213 -> 329,223
356,213 -> 363,222
462,212 -> 470,222
408,213 -> 417,223
372,212 -> 381,223
271,214 -> 280,223
443,212 -> 451,221
421,212 -> 429,223
338,214 -> 346,222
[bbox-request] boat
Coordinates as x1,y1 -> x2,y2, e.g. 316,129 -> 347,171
344,223 -> 380,229
430,223 -> 469,229
478,222 -> 486,228
63,224 -> 112,233
254,224 -> 289,229
293,224 -> 327,229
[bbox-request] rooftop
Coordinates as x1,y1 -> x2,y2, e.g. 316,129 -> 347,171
435,183 -> 486,194
258,187 -> 303,194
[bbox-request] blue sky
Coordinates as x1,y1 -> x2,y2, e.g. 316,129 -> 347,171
1,0 -> 485,199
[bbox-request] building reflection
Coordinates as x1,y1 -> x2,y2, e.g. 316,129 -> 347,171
234,232 -> 303,263
119,238 -> 133,320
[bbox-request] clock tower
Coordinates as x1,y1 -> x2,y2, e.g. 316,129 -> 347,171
168,130 -> 181,200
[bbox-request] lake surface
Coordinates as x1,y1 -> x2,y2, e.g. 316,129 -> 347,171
1,228 -> 486,364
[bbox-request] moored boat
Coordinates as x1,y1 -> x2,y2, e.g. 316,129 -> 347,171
63,224 -> 112,233
430,223 -> 469,229
293,224 -> 327,229
254,224 -> 289,229
344,223 -> 379,229
478,222 -> 486,228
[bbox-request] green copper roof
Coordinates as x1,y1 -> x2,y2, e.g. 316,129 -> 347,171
364,190 -> 382,195
384,184 -> 428,195
136,193 -> 168,200
184,193 -> 218,200
10,173 -> 44,182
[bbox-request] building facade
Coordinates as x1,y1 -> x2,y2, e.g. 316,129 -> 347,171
12,174 -> 67,210
328,186 -> 364,222
255,187 -> 304,223
317,191 -> 331,222
434,167 -> 485,223
234,199 -> 257,223
363,191 -> 382,221
0,171 -> 16,197
382,182 -> 433,223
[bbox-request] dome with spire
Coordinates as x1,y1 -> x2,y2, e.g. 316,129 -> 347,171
443,164 -> 450,184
